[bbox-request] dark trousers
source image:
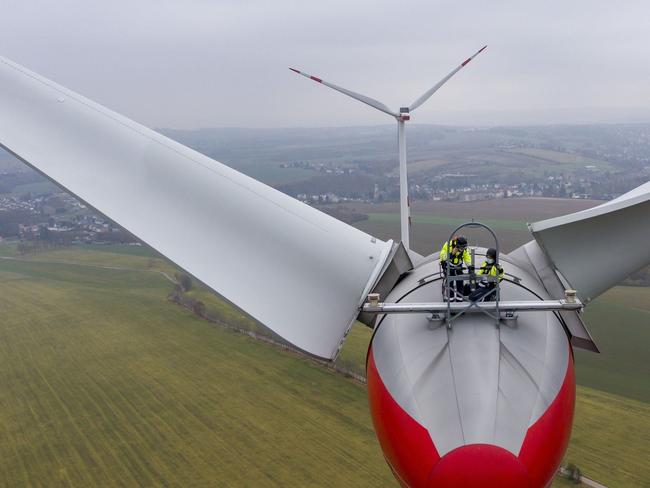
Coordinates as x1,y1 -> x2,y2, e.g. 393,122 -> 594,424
446,266 -> 465,299
469,284 -> 497,302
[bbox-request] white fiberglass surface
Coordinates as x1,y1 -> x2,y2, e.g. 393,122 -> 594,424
529,181 -> 650,303
371,259 -> 569,456
0,56 -> 392,359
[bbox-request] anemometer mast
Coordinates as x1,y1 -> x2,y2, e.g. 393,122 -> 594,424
291,45 -> 487,250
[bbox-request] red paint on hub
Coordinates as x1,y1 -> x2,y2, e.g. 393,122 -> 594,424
519,349 -> 576,487
428,444 -> 530,487
367,345 -> 576,488
367,348 -> 440,487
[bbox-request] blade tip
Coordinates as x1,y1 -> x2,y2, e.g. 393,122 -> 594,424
289,67 -> 300,74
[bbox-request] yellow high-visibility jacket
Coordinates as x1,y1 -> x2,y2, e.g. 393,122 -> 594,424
440,240 -> 471,266
477,261 -> 505,282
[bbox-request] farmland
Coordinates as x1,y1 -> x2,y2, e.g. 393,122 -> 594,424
499,147 -> 617,175
339,197 -> 601,254
389,146 -> 616,180
564,386 -> 650,487
578,287 -> 650,402
0,244 -> 648,486
0,249 -> 393,487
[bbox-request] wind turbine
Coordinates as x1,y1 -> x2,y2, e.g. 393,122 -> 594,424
1,53 -> 649,487
290,45 -> 487,250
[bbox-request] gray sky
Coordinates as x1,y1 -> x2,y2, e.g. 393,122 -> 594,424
2,0 -> 650,128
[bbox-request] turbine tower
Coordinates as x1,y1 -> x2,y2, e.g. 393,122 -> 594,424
290,45 -> 487,250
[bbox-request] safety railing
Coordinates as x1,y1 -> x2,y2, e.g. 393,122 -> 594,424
442,222 -> 500,328
361,222 -> 584,328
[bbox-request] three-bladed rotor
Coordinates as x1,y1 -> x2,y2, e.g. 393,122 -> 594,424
291,45 -> 487,250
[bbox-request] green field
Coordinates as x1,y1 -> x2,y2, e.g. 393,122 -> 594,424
0,244 -> 648,487
344,198 -> 599,254
0,249 -> 394,487
504,148 -> 615,171
577,287 -> 650,402
383,145 -> 615,180
565,386 -> 650,487
354,216 -> 532,255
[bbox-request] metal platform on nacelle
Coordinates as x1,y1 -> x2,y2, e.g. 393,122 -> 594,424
362,288 -> 584,329
362,299 -> 583,314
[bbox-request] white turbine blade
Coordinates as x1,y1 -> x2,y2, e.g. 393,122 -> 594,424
290,68 -> 398,118
526,181 -> 650,304
0,56 -> 394,359
409,45 -> 487,112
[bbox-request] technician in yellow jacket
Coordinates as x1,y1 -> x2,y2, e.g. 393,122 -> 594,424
470,247 -> 504,302
440,235 -> 472,301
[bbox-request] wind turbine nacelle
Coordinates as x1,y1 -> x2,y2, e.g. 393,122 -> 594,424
399,107 -> 411,121
366,254 -> 575,488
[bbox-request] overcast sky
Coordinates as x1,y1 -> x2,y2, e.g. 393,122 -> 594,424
2,0 -> 650,128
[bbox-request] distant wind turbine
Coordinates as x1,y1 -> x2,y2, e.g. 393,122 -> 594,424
290,45 -> 487,250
